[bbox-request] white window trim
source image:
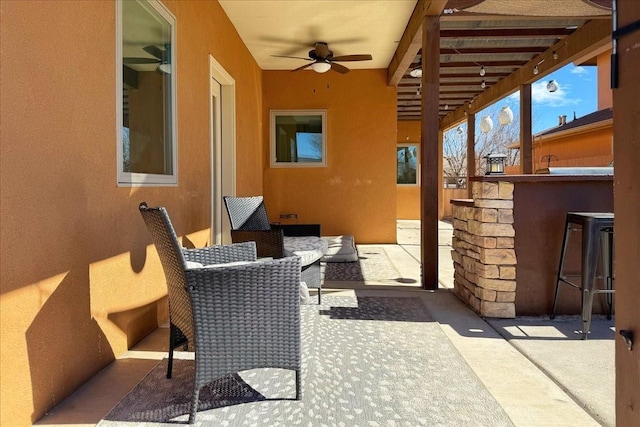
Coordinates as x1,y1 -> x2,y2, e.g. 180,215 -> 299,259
116,0 -> 178,187
270,109 -> 327,168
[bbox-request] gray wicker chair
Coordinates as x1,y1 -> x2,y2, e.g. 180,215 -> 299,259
223,196 -> 325,303
139,202 -> 301,424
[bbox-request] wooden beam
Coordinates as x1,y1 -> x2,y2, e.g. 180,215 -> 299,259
387,0 -> 447,86
520,84 -> 533,173
421,14 -> 440,290
467,113 -> 476,197
440,18 -> 612,130
440,28 -> 574,38
440,47 -> 547,55
614,3 -> 640,424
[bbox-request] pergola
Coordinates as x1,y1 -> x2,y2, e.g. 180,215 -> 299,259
385,0 -> 612,289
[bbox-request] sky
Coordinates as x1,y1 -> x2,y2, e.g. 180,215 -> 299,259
491,63 -> 599,133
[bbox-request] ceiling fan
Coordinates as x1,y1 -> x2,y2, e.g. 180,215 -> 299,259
124,44 -> 171,74
274,42 -> 372,74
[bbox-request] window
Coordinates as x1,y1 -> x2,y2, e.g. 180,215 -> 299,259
270,110 -> 327,168
117,0 -> 177,186
397,144 -> 418,185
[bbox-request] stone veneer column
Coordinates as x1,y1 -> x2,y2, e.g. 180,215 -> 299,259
451,181 -> 516,318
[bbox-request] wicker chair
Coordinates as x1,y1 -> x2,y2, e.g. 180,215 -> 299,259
223,196 -> 326,303
139,202 -> 301,424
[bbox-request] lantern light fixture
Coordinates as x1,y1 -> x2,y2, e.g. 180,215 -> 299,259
480,115 -> 493,133
498,106 -> 514,125
484,153 -> 507,175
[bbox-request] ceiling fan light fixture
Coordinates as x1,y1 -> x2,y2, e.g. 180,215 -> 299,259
311,61 -> 331,73
157,63 -> 172,74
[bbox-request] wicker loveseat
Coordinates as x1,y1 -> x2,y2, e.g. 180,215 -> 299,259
139,202 -> 301,423
223,196 -> 327,303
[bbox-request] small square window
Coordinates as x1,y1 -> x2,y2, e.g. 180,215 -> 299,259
117,0 -> 177,186
270,110 -> 327,168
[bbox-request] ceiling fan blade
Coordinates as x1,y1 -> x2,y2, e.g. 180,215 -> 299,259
292,63 -> 314,72
271,55 -> 313,61
124,57 -> 161,64
330,62 -> 350,74
143,45 -> 164,60
330,54 -> 373,62
314,42 -> 330,59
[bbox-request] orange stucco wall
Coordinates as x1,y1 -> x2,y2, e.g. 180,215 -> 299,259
396,121 -> 421,219
533,125 -> 613,171
0,1 -> 262,425
262,70 -> 397,243
597,50 -> 613,109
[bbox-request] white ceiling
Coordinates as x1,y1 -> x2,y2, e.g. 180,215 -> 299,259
218,0 -> 417,71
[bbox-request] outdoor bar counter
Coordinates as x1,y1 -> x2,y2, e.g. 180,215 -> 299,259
450,174 -> 613,318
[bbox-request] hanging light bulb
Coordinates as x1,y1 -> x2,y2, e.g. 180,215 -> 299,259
480,116 -> 493,133
479,65 -> 486,77
547,80 -> 559,92
553,51 -> 558,60
481,80 -> 487,89
533,65 -> 539,75
444,104 -> 449,110
498,106 -> 514,125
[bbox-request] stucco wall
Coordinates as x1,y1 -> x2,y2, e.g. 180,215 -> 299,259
262,70 -> 397,243
0,1 -> 262,425
533,126 -> 613,170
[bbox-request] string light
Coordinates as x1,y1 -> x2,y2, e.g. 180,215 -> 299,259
553,51 -> 558,60
479,65 -> 486,77
533,65 -> 539,75
481,80 -> 487,89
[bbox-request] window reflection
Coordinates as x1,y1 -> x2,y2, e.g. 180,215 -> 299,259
120,0 -> 175,184
271,110 -> 327,167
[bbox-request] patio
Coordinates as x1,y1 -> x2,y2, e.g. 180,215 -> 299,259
35,221 -> 613,426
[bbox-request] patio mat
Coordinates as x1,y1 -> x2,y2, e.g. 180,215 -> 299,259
99,294 -> 513,426
324,246 -> 401,282
102,359 -> 264,423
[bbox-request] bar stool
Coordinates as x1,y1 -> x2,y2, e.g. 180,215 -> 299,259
551,212 -> 614,339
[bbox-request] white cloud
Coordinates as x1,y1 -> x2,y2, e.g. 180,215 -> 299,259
570,66 -> 588,75
531,80 -> 581,107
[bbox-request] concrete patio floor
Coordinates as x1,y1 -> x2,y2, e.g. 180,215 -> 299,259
35,220 -> 614,426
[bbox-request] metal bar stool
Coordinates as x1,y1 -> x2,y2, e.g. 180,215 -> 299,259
551,212 -> 614,339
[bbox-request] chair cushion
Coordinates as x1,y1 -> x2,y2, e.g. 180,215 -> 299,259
321,235 -> 358,262
283,236 -> 328,266
185,260 -> 253,269
300,281 -> 310,304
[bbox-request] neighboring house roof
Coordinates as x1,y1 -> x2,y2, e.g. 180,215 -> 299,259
507,107 -> 613,149
536,107 -> 613,137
